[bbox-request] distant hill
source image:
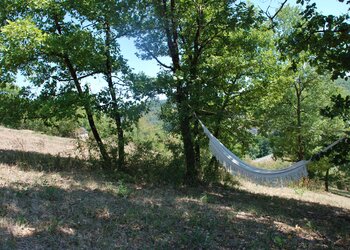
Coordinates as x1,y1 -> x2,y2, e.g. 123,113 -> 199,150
335,78 -> 350,93
144,99 -> 165,126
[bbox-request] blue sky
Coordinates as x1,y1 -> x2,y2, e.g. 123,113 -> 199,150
255,0 -> 348,16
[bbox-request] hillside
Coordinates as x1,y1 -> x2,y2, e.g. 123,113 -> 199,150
336,78 -> 350,93
0,126 -> 349,249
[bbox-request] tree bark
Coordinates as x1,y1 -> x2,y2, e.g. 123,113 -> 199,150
176,85 -> 198,184
104,21 -> 125,170
193,118 -> 201,172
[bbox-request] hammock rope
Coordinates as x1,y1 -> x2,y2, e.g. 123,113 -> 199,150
198,119 -> 346,186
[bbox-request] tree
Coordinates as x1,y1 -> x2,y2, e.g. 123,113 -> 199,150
255,4 -> 349,190
0,1 -> 111,164
259,61 -> 344,162
68,0 -> 146,169
290,0 -> 350,190
320,94 -> 350,191
135,0 -> 265,184
1,0 -> 152,169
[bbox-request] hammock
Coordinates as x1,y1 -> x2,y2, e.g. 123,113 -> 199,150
199,120 -> 309,186
199,119 -> 347,185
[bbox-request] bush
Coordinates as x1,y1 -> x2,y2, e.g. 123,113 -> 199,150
126,140 -> 186,186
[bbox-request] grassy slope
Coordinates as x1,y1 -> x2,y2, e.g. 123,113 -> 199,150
0,126 -> 350,249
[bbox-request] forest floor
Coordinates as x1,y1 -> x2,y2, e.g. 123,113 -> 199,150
0,126 -> 349,249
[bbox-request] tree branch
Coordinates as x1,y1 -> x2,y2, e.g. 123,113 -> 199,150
145,47 -> 173,70
265,0 -> 288,29
55,71 -> 100,82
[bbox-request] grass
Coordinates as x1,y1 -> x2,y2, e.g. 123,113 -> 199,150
0,126 -> 350,249
245,154 -> 292,170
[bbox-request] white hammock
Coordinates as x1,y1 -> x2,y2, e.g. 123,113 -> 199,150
199,120 -> 309,186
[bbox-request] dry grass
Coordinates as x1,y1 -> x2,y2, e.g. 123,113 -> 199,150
0,126 -> 76,156
240,180 -> 350,210
0,126 -> 350,249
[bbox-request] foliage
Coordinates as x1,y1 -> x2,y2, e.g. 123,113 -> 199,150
0,83 -> 30,128
319,94 -> 350,188
126,101 -> 185,185
259,64 -> 344,161
253,6 -> 346,164
0,82 -> 88,138
284,0 -> 350,189
335,78 -> 350,93
134,0 -> 276,183
248,135 -> 272,159
293,0 -> 350,79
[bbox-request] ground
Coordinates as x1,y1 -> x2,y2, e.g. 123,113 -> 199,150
0,126 -> 349,249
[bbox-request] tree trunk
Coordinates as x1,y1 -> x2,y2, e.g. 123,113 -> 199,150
160,0 -> 198,184
181,110 -> 198,184
53,17 -> 110,165
104,21 -> 125,170
325,168 -> 329,192
295,78 -> 304,161
176,86 -> 198,184
64,57 -> 111,165
193,118 -> 201,171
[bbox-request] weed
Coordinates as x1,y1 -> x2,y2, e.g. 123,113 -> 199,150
0,237 -> 17,250
47,218 -> 60,233
305,220 -> 316,231
104,180 -> 132,197
15,188 -> 30,198
116,180 -> 132,198
177,226 -> 212,248
0,206 -> 7,216
200,193 -> 209,203
1,126 -> 350,249
273,235 -> 285,248
200,193 -> 214,203
16,215 -> 27,225
39,186 -> 61,201
294,187 -> 305,196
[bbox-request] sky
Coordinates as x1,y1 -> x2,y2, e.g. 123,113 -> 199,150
16,0 -> 349,92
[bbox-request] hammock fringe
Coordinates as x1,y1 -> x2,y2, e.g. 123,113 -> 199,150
200,120 -> 309,186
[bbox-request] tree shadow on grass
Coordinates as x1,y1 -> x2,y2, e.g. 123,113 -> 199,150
180,185 -> 350,243
0,149 -> 87,172
0,182 -> 349,249
0,148 -> 349,248
330,188 -> 350,199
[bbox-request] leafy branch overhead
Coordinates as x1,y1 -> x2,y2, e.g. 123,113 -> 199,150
289,0 -> 350,79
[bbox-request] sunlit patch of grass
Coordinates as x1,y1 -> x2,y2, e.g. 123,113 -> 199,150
245,155 -> 292,170
103,180 -> 133,198
294,187 -> 306,196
